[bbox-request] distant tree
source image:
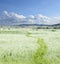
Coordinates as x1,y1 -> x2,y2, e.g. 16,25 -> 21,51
46,26 -> 49,29
53,27 -> 57,29
37,27 -> 41,29
8,28 -> 10,30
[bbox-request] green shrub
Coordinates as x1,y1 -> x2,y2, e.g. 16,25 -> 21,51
26,31 -> 31,37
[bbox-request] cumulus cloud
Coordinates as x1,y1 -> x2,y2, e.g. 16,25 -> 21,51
3,11 -> 9,17
34,14 -> 50,24
28,15 -> 35,19
0,11 -> 27,25
3,11 -> 26,19
0,11 -> 60,25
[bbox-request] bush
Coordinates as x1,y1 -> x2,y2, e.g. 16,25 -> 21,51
26,31 -> 31,37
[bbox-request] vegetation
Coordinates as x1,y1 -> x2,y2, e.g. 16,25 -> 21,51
33,38 -> 48,64
0,28 -> 60,64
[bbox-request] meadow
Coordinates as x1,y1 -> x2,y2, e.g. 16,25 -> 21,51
0,28 -> 60,64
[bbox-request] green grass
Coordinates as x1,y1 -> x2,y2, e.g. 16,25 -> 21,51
0,30 -> 21,34
0,28 -> 60,64
33,38 -> 48,64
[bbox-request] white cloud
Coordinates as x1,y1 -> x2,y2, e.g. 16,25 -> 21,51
3,11 -> 26,19
33,14 -> 50,24
3,11 -> 9,16
0,11 -> 60,25
36,14 -> 49,19
28,15 -> 35,19
10,12 -> 26,19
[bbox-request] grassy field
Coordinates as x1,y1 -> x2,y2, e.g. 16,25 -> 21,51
0,28 -> 60,64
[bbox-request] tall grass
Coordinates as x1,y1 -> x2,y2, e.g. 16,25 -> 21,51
33,38 -> 48,64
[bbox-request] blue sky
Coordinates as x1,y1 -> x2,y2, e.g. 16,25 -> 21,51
0,0 -> 60,25
0,0 -> 60,17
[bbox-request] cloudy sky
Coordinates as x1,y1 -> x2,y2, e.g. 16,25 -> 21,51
0,0 -> 60,25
